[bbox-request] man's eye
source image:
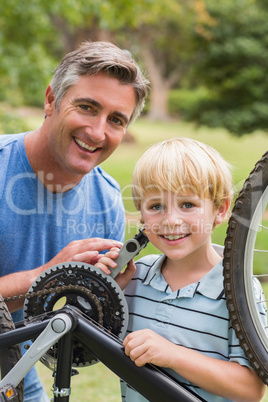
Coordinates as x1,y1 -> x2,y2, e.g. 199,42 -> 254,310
110,116 -> 123,126
79,105 -> 91,111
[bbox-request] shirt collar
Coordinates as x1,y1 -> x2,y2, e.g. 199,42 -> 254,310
143,255 -> 223,300
196,260 -> 224,299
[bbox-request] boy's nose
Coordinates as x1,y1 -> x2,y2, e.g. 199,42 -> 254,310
163,215 -> 183,226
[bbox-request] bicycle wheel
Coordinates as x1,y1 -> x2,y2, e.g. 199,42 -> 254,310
223,151 -> 268,384
0,295 -> 24,401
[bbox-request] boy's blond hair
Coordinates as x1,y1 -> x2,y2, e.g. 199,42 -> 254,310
132,137 -> 233,211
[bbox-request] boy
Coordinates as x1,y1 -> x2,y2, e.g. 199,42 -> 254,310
96,137 -> 266,401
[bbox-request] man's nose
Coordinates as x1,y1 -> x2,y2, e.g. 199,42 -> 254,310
86,115 -> 106,142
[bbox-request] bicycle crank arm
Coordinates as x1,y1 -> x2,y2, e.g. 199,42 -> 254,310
0,313 -> 73,389
109,229 -> 149,279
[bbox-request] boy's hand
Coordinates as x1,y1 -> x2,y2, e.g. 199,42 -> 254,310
95,247 -> 122,274
123,329 -> 176,368
95,247 -> 136,290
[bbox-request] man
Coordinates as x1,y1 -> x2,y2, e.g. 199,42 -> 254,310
0,41 -> 148,401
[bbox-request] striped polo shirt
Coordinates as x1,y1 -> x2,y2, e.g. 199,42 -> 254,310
120,254 -> 266,402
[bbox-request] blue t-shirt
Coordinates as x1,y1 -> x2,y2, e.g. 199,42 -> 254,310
0,132 -> 125,400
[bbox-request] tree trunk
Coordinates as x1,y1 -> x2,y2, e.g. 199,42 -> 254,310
148,80 -> 170,121
140,45 -> 170,121
51,15 -> 113,54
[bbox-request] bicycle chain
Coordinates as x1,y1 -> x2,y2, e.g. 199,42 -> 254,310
3,284 -> 106,367
4,284 -> 104,325
3,263 -> 128,367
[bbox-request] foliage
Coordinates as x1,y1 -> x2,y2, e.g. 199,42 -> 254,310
0,0 -> 188,106
191,0 -> 268,135
0,1 -> 58,106
0,106 -> 31,134
1,1 -> 268,134
168,88 -> 209,118
119,1 -> 198,120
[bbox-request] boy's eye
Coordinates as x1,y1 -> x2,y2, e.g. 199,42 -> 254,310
182,202 -> 194,209
151,204 -> 165,211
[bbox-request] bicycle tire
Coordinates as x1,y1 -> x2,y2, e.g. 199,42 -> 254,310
223,151 -> 268,384
0,295 -> 24,401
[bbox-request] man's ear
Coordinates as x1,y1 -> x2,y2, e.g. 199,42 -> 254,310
44,85 -> 56,117
214,199 -> 231,226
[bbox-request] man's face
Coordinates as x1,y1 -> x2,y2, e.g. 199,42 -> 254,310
44,72 -> 136,180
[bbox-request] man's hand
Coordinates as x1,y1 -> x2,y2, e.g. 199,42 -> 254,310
1,238 -> 123,312
41,238 -> 123,272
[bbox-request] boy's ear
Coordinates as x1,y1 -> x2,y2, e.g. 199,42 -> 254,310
44,85 -> 56,117
214,199 -> 231,226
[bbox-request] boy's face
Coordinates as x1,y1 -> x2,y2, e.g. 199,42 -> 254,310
140,191 -> 227,262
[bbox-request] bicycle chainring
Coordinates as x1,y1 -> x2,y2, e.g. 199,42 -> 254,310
23,262 -> 128,368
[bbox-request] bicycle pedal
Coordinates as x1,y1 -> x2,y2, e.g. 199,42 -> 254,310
0,384 -> 17,401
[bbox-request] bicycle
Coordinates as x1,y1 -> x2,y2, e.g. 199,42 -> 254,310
0,230 -> 205,402
0,151 -> 267,401
223,150 -> 268,385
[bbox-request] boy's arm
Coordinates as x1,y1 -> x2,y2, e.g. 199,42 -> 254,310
123,329 -> 266,402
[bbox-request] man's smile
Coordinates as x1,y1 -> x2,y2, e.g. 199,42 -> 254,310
74,137 -> 98,152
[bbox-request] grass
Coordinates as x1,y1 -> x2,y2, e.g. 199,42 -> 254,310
37,361 -> 121,401
6,111 -> 268,400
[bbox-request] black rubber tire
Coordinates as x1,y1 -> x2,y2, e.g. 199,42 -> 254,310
223,151 -> 268,384
0,295 -> 24,401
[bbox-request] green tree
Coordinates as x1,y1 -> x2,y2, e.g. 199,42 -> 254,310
109,1 -> 197,120
42,0 -> 198,121
0,1 -> 59,106
191,0 -> 268,135
0,0 -> 199,121
0,0 -> 148,106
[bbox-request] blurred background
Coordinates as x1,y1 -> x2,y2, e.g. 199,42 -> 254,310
1,0 -> 268,399
1,0 -> 268,136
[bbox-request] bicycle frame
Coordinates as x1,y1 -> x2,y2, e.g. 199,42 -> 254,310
0,305 -> 204,402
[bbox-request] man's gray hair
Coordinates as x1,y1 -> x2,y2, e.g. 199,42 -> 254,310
50,41 -> 149,125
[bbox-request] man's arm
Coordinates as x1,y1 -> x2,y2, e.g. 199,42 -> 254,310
1,237 -> 122,312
